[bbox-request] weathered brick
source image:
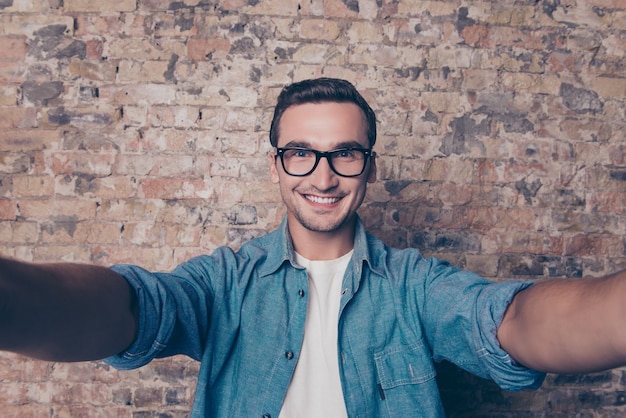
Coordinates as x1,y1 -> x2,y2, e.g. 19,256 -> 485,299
592,76 -> 626,99
11,175 -> 54,197
187,38 -> 231,61
116,154 -> 194,177
99,84 -> 177,106
300,19 -> 341,40
0,84 -> 17,106
117,60 -> 172,83
139,178 -> 215,200
17,199 -> 97,220
0,37 -> 27,60
0,199 -> 16,220
64,0 -> 136,12
0,107 -> 37,129
0,0 -> 625,416
68,60 -> 117,81
4,221 -> 39,243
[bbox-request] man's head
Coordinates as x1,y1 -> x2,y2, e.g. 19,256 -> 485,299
269,78 -> 377,148
269,79 -> 378,255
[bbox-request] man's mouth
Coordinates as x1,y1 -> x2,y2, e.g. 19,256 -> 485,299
303,194 -> 341,205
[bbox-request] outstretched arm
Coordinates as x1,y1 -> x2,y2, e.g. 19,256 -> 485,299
0,256 -> 138,362
498,270 -> 626,374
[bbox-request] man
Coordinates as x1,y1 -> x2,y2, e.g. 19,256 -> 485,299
1,78 -> 626,417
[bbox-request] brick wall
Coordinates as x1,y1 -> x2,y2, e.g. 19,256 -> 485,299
0,0 -> 625,416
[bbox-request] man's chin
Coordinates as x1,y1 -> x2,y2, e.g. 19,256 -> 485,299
297,214 -> 354,234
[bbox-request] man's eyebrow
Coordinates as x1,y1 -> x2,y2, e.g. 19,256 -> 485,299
282,140 -> 311,148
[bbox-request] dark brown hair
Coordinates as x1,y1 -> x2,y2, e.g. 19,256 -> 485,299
269,78 -> 377,148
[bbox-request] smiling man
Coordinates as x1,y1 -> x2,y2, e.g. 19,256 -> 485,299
2,78 -> 626,418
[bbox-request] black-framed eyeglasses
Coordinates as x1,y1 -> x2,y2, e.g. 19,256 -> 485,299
275,147 -> 375,177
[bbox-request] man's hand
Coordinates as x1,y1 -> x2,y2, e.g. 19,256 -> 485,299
498,270 -> 626,373
0,257 -> 138,362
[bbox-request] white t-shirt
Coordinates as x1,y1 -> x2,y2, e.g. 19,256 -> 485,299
278,250 -> 353,418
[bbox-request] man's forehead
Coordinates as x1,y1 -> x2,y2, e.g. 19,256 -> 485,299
277,102 -> 369,147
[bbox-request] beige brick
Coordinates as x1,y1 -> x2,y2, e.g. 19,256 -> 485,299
591,77 -> 626,99
54,175 -> 135,199
396,0 -> 457,17
64,0 -> 136,12
107,38 -> 186,61
99,84 -> 177,106
115,154 -> 194,177
40,221 -> 123,244
10,222 -> 39,245
300,19 -> 341,41
0,107 -> 38,129
564,234 -> 624,257
91,245 -> 174,270
49,152 -> 115,176
147,105 -> 202,128
465,254 -> 499,277
139,178 -> 215,199
117,60 -> 171,83
0,129 -> 62,152
97,199 -> 162,222
0,200 -> 17,220
487,6 -> 537,26
12,175 -> 55,197
68,61 -> 117,82
0,0 -> 46,12
0,15 -> 74,37
187,38 -> 231,61
420,91 -> 467,113
17,199 -> 97,220
31,244 -> 93,262
0,37 -> 27,61
246,0 -> 301,16
347,21 -> 384,44
0,61 -> 26,84
75,15 -> 146,37
349,44 -> 398,66
500,72 -> 561,95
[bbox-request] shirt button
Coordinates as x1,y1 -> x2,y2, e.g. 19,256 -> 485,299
285,351 -> 294,360
263,414 -> 271,418
298,289 -> 305,297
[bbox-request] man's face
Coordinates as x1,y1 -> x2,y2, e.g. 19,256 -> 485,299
270,101 -> 377,236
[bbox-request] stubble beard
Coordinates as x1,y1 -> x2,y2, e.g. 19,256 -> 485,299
291,206 -> 353,233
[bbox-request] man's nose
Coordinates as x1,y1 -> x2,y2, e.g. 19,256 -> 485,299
310,156 -> 339,190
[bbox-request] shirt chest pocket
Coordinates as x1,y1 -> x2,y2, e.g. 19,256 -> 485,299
373,342 -> 445,417
374,341 -> 436,389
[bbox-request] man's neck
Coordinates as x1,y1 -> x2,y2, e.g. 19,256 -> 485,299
288,218 -> 356,261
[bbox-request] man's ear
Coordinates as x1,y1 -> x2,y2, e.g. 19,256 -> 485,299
270,152 -> 280,184
367,154 -> 377,183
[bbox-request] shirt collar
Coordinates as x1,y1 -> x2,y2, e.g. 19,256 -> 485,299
258,215 -> 374,278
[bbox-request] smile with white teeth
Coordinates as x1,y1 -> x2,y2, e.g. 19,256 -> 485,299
304,194 -> 341,204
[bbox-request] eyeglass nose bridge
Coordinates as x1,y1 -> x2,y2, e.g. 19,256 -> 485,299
308,150 -> 337,176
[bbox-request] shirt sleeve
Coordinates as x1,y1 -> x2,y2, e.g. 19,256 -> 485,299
420,257 -> 546,391
103,255 -> 218,370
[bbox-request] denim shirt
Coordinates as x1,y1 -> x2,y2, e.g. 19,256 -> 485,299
106,217 -> 545,417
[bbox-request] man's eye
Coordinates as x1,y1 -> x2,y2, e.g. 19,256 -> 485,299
294,150 -> 310,157
285,149 -> 312,158
335,149 -> 356,159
